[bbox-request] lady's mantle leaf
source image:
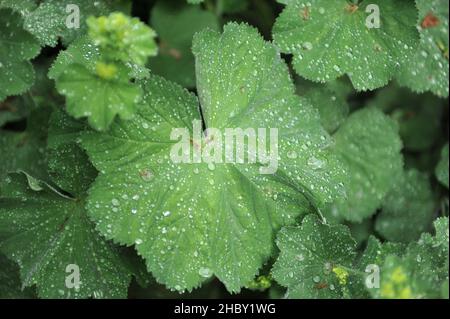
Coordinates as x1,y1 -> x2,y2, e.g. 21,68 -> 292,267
372,218 -> 449,299
47,110 -> 97,196
0,253 -> 36,299
273,0 -> 419,91
0,170 -> 133,299
0,9 -> 41,102
0,0 -> 133,47
149,1 -> 219,87
80,23 -> 347,293
0,107 -> 51,182
49,37 -> 142,131
296,78 -> 352,134
272,215 -> 357,299
375,169 -> 436,243
326,107 -> 403,222
0,112 -> 137,298
396,0 -> 449,98
0,0 -> 37,14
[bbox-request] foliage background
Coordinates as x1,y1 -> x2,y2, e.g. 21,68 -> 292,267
0,0 -> 448,299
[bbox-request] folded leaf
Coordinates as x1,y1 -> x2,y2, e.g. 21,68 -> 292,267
0,170 -> 133,298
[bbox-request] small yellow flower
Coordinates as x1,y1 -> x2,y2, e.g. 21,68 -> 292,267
391,267 -> 407,284
332,266 -> 349,286
96,62 -> 118,80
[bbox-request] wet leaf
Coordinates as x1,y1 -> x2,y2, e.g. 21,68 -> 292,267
14,0 -> 132,47
272,214 -> 357,298
296,78 -> 352,134
80,23 -> 347,293
0,170 -> 133,298
0,107 -> 51,182
49,37 -> 142,131
376,169 -> 436,243
325,107 -> 404,222
0,253 -> 36,299
273,0 -> 420,91
0,9 -> 41,102
372,218 -> 449,299
397,0 -> 449,98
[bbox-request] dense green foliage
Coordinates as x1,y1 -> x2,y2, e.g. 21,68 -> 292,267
0,0 -> 448,299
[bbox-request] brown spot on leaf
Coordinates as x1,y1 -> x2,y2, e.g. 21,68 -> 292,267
139,169 -> 153,180
421,12 -> 440,28
315,282 -> 329,290
345,4 -> 359,14
300,7 -> 310,20
159,41 -> 183,60
168,48 -> 182,60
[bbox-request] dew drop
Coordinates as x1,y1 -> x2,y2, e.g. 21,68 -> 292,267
198,267 -> 213,278
111,198 -> 120,207
140,169 -> 154,182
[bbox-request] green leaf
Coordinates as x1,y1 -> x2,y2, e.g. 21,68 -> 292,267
428,217 -> 449,258
0,0 -> 37,14
149,1 -> 219,87
375,169 -> 436,243
187,0 -> 204,4
0,169 -> 134,298
349,236 -> 405,298
0,107 -> 51,182
1,59 -> 58,127
0,253 -> 36,299
273,0 -> 420,91
0,8 -> 41,102
396,0 -> 449,98
47,110 -> 97,196
18,0 -> 132,47
368,84 -> 444,152
297,78 -> 352,134
357,236 -> 406,273
187,0 -> 250,13
325,107 -> 403,222
347,218 -> 373,247
272,215 -> 357,298
0,98 -> 30,127
436,144 -> 449,189
0,108 -> 140,298
372,218 -> 449,299
49,37 -> 142,131
80,23 -> 347,293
